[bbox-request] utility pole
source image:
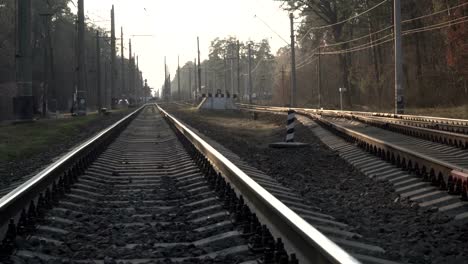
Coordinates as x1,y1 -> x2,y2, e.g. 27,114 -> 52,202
289,13 -> 297,107
164,56 -> 167,100
194,58 -> 198,99
237,40 -> 241,97
248,43 -> 253,104
230,47 -> 234,96
14,0 -> 33,120
317,46 -> 321,108
177,56 -> 181,100
188,66 -> 192,100
136,55 -> 139,103
110,5 -> 116,108
224,55 -> 227,93
394,0 -> 404,114
168,74 -> 171,101
281,65 -> 285,106
76,0 -> 86,115
197,37 -> 202,95
213,71 -> 217,95
121,27 -> 125,100
96,31 -> 102,110
42,23 -> 48,118
204,66 -> 208,93
39,10 -> 54,117
104,60 -> 109,107
128,39 -> 133,103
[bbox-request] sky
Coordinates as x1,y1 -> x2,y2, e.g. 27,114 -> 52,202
70,0 -> 291,94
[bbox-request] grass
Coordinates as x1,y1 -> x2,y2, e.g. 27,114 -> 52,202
0,114 -> 101,162
165,105 -> 285,147
405,105 -> 468,119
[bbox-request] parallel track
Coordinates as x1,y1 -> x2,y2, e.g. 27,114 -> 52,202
0,105 -> 358,264
238,104 -> 468,217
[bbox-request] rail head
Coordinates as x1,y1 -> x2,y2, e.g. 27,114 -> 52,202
157,104 -> 360,264
0,106 -> 145,237
237,103 -> 468,127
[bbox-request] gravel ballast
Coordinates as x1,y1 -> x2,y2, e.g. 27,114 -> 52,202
163,104 -> 468,264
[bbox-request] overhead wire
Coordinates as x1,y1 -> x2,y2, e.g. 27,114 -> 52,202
317,14 -> 468,56
295,51 -> 318,68
403,15 -> 468,34
403,1 -> 468,24
298,0 -> 389,43
296,56 -> 319,70
296,0 -> 467,55
294,1 -> 467,57
321,25 -> 393,48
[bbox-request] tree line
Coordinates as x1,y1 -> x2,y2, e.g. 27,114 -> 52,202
168,0 -> 467,113
276,0 -> 467,111
0,0 -> 150,120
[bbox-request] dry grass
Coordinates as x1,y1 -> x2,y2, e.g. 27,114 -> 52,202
164,105 -> 286,147
406,105 -> 468,119
0,113 -> 108,161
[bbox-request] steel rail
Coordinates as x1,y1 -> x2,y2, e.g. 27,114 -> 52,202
238,104 -> 468,199
238,103 -> 468,128
157,104 -> 360,264
238,104 -> 468,148
344,114 -> 468,149
0,106 -> 145,242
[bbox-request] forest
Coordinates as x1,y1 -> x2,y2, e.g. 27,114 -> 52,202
1,0 -> 467,120
169,0 -> 467,113
0,0 -> 149,121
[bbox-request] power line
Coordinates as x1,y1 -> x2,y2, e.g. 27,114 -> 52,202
319,34 -> 394,55
254,14 -> 289,45
296,56 -> 318,70
403,15 -> 468,34
317,15 -> 468,56
298,0 -> 389,43
295,51 -> 318,67
322,25 -> 393,48
403,1 -> 468,24
296,0 -> 466,49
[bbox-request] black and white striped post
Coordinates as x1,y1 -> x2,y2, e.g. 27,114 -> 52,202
269,109 -> 308,149
286,110 -> 296,142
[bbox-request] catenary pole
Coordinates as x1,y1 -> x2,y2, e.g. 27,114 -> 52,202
77,0 -> 86,114
237,40 -> 241,97
121,27 -> 125,100
281,65 -> 285,106
205,66 -> 208,93
15,0 -> 33,119
230,48 -> 234,96
110,5 -> 116,108
248,43 -> 253,104
197,37 -> 202,95
164,56 -> 166,100
317,46 -> 322,108
224,55 -> 227,93
394,0 -> 404,114
177,56 -> 181,100
189,66 -> 192,100
96,31 -> 102,110
194,58 -> 198,99
289,13 -> 297,107
128,39 -> 133,103
136,55 -> 139,103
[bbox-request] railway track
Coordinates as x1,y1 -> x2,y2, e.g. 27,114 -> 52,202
238,104 -> 468,220
0,105 -> 358,263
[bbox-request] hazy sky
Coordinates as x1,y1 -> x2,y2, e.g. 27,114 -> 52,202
71,0 -> 291,93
